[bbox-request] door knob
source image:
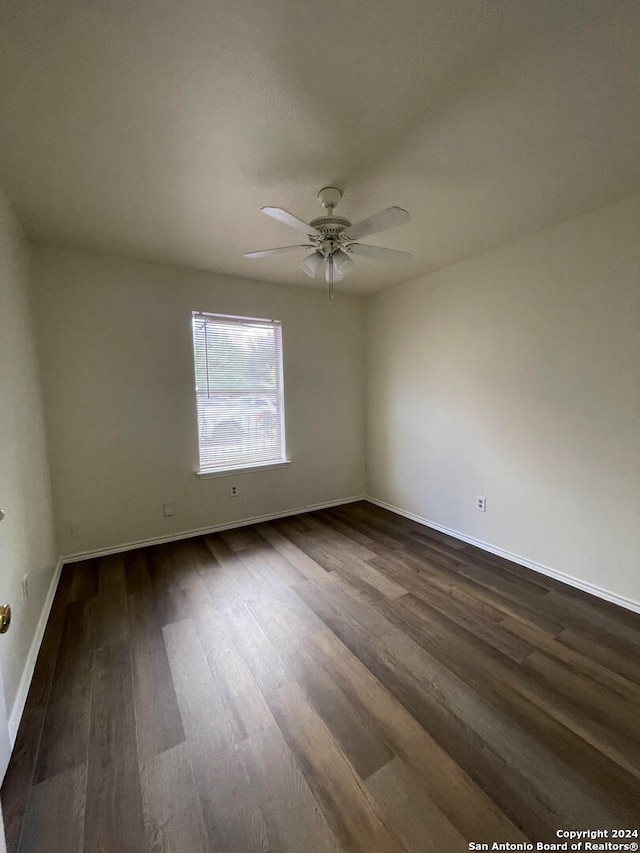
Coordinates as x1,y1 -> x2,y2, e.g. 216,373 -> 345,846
0,604 -> 11,634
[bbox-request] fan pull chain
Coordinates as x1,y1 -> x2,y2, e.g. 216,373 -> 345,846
328,256 -> 334,303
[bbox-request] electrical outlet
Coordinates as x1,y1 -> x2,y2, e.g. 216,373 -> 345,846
475,495 -> 487,512
163,502 -> 175,517
21,574 -> 29,599
70,521 -> 81,538
231,485 -> 238,497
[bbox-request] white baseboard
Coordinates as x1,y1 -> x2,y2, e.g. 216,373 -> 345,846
61,495 -> 365,563
8,557 -> 64,745
365,496 -> 640,615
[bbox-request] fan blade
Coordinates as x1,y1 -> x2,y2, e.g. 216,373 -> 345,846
261,207 -> 322,237
300,250 -> 325,278
245,245 -> 313,258
348,243 -> 411,260
344,206 -> 410,241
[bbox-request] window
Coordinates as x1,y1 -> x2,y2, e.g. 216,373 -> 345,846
192,312 -> 287,474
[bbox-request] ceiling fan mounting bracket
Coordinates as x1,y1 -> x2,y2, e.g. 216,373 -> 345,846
317,186 -> 343,215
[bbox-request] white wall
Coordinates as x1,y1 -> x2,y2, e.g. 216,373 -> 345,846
30,246 -> 365,556
366,194 -> 640,607
0,189 -> 57,727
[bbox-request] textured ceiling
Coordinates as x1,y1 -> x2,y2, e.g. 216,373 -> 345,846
1,0 -> 639,293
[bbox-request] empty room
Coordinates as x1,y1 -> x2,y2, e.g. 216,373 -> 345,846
1,0 -> 639,850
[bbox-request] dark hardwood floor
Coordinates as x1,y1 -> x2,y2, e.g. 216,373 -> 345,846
2,501 -> 639,851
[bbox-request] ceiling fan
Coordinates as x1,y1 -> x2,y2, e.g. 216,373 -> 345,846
245,187 -> 411,300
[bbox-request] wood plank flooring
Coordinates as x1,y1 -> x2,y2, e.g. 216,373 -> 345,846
2,501 -> 640,851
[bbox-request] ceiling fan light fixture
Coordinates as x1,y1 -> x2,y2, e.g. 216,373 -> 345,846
325,256 -> 333,285
325,256 -> 345,284
300,250 -> 324,278
332,248 -> 354,277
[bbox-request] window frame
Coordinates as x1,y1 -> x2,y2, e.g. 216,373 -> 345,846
191,311 -> 289,477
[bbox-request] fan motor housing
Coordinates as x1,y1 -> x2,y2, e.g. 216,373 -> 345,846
309,216 -> 351,238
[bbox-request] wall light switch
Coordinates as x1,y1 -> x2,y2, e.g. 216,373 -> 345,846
163,502 -> 175,517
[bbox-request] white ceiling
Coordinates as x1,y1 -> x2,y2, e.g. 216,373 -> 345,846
1,0 -> 639,293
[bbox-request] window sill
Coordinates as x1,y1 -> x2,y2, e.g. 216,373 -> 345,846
196,459 -> 291,479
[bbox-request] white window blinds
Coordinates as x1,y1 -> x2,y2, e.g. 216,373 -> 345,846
192,312 -> 286,472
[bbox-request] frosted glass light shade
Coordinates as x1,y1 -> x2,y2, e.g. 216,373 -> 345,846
333,249 -> 354,276
300,251 -> 324,278
325,257 -> 345,283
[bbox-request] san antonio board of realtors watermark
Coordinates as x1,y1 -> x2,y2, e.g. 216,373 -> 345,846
468,829 -> 639,852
